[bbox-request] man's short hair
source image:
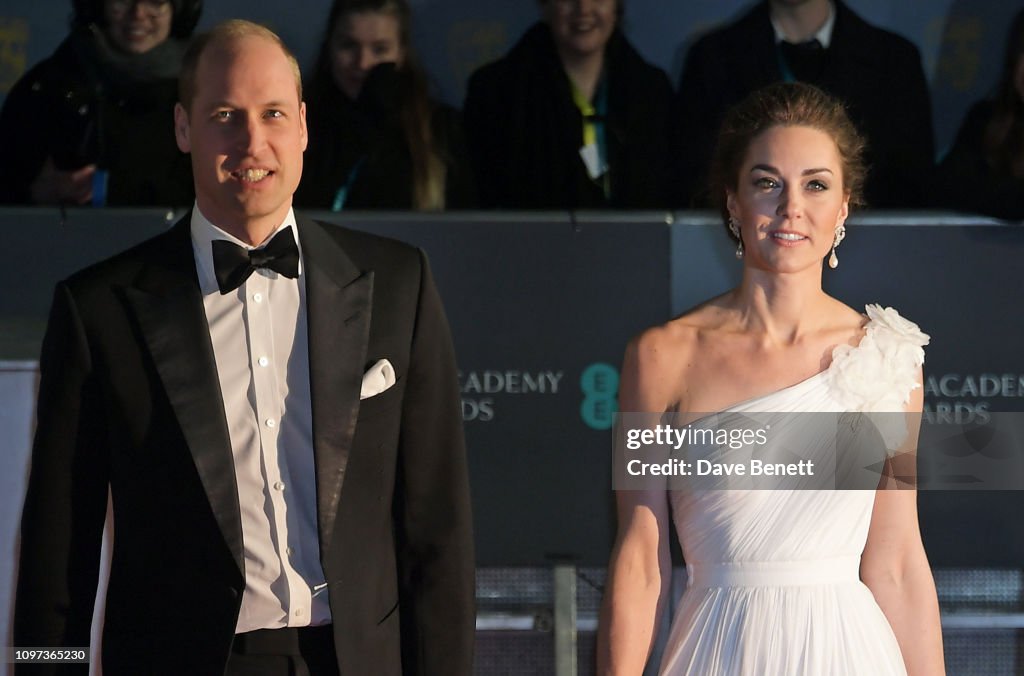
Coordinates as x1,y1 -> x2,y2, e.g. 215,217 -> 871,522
178,19 -> 303,112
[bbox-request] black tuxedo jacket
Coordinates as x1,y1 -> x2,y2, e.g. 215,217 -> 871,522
14,216 -> 475,675
674,0 -> 935,208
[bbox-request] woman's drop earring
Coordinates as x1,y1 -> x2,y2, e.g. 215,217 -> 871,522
828,224 -> 846,269
729,217 -> 743,259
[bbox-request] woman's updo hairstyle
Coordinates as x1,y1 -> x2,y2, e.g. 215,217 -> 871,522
709,82 -> 867,238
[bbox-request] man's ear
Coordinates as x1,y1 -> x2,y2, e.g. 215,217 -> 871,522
299,101 -> 308,152
174,103 -> 191,153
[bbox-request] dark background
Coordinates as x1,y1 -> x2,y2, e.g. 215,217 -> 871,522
1,0 -> 1019,155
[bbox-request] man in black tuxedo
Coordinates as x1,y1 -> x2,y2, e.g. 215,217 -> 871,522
674,0 -> 935,208
14,19 -> 474,676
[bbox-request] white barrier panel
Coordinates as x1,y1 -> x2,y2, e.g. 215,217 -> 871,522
0,363 -> 109,675
0,362 -> 36,675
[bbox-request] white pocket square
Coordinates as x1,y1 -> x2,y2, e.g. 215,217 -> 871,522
360,358 -> 396,400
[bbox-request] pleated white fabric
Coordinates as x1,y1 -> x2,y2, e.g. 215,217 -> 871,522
658,306 -> 928,676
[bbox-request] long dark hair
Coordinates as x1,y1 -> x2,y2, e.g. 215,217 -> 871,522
983,9 -> 1024,177
310,0 -> 446,209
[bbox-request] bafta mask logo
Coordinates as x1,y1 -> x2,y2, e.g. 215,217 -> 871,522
0,17 -> 29,94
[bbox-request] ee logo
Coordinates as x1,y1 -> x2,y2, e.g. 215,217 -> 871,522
580,363 -> 619,430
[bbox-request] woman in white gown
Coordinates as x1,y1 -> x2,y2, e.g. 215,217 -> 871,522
597,83 -> 945,675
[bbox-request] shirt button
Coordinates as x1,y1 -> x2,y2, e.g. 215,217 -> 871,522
274,481 -> 285,491
253,293 -> 263,303
258,356 -> 269,367
294,609 -> 303,617
286,546 -> 294,556
266,418 -> 276,428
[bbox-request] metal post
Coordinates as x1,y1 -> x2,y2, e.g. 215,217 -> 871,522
553,563 -> 577,676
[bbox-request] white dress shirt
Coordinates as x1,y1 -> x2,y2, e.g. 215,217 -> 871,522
190,206 -> 331,632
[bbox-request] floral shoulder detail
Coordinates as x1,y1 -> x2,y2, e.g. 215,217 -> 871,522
828,304 -> 929,414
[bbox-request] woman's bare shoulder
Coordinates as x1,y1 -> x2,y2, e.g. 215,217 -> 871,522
629,298 -> 732,366
621,297 -> 733,411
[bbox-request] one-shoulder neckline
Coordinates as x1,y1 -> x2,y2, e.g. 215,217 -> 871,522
701,312 -> 874,416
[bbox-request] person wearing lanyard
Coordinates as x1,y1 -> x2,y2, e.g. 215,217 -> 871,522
295,0 -> 475,212
464,0 -> 673,210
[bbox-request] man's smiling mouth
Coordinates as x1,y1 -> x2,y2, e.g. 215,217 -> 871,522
232,168 -> 273,182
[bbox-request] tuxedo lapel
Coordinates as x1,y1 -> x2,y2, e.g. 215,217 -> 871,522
299,218 -> 373,557
122,218 -> 244,574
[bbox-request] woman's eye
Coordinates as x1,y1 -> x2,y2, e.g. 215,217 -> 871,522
806,180 -> 829,191
754,177 -> 778,190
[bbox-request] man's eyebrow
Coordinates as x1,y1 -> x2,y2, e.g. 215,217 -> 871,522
201,100 -> 295,110
200,100 -> 236,112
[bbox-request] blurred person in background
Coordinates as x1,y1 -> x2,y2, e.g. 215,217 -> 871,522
463,0 -> 673,209
936,8 -> 1024,222
295,0 -> 475,211
0,0 -> 199,207
673,0 -> 934,209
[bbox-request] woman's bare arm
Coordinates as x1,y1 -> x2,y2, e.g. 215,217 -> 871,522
861,378 -> 945,675
597,327 -> 685,674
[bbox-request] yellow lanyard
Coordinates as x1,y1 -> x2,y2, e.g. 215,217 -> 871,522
570,78 -> 610,198
570,81 -> 598,148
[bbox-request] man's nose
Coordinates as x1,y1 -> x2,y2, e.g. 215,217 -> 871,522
239,115 -> 266,153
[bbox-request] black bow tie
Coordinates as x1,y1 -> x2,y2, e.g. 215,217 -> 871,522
211,227 -> 300,294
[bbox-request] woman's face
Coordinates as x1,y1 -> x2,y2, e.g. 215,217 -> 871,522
103,0 -> 173,55
542,0 -> 617,60
330,11 -> 405,100
726,124 -> 850,274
